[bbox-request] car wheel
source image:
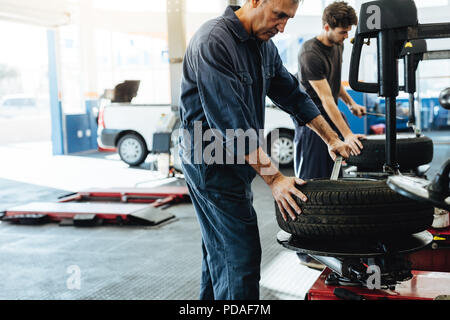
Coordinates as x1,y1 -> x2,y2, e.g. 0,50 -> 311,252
346,134 -> 433,171
117,133 -> 148,166
269,131 -> 295,168
275,178 -> 434,240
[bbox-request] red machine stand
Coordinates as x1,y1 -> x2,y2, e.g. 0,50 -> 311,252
307,268 -> 450,300
407,226 -> 450,272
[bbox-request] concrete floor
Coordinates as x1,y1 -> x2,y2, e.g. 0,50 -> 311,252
0,131 -> 448,300
0,173 -> 322,300
0,142 -> 322,300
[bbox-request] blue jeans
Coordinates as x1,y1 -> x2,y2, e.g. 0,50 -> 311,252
181,161 -> 261,300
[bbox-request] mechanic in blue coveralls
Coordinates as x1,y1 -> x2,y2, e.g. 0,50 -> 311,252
294,1 -> 367,180
179,0 -> 352,300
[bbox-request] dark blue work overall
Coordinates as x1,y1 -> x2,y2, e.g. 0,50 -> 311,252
294,114 -> 347,180
179,6 -> 320,300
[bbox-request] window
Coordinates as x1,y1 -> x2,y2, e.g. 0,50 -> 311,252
95,30 -> 170,104
59,24 -> 84,114
360,0 -> 448,7
415,0 -> 448,7
186,0 -> 227,13
0,20 -> 51,144
93,0 -> 166,12
185,0 -> 228,43
296,0 -> 323,16
296,0 -> 357,16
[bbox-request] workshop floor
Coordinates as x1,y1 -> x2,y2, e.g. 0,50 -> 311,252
0,131 -> 448,300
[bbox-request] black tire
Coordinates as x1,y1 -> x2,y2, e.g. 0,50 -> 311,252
275,178 -> 434,240
268,131 -> 295,168
346,134 -> 433,171
117,133 -> 148,166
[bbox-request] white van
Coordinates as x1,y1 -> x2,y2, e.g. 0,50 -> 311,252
97,103 -> 174,166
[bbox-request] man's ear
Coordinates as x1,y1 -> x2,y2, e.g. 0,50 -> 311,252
323,23 -> 330,32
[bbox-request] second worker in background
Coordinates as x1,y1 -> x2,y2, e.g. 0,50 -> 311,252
294,1 -> 367,180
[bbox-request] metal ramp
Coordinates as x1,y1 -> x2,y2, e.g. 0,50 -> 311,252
2,185 -> 189,227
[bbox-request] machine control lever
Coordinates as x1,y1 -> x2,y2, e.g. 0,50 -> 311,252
330,156 -> 343,181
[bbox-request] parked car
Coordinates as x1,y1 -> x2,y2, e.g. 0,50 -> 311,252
97,80 -> 180,166
263,104 -> 295,168
97,102 -> 174,166
0,94 -> 40,118
0,94 -> 37,108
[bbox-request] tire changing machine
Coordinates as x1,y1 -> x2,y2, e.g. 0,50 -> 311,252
278,0 -> 450,300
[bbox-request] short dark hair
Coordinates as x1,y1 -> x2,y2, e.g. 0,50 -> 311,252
322,1 -> 357,29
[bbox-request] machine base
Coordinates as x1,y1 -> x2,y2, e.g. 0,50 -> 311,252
277,230 -> 433,257
277,230 -> 433,289
308,268 -> 450,300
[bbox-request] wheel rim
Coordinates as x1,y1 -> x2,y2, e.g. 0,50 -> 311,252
272,136 -> 294,165
119,138 -> 143,164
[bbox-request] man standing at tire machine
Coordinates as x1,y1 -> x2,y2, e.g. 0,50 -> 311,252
179,0 -> 352,300
294,1 -> 367,180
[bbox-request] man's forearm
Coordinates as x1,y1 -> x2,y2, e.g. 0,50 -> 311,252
244,115 -> 343,183
339,86 -> 356,108
245,147 -> 281,183
306,114 -> 342,145
320,96 -> 353,138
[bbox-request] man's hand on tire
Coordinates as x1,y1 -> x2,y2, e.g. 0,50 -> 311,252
344,133 -> 366,156
269,174 -> 308,222
327,139 -> 352,161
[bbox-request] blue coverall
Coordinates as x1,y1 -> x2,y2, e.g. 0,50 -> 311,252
179,6 -> 320,300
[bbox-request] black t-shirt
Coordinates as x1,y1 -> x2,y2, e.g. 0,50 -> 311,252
298,37 -> 343,118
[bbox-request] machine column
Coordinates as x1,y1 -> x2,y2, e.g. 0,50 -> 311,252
378,30 -> 400,172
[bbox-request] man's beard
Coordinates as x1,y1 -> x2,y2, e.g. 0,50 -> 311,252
326,32 -> 343,45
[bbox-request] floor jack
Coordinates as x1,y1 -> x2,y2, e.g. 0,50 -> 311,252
1,185 -> 190,227
277,0 -> 450,300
